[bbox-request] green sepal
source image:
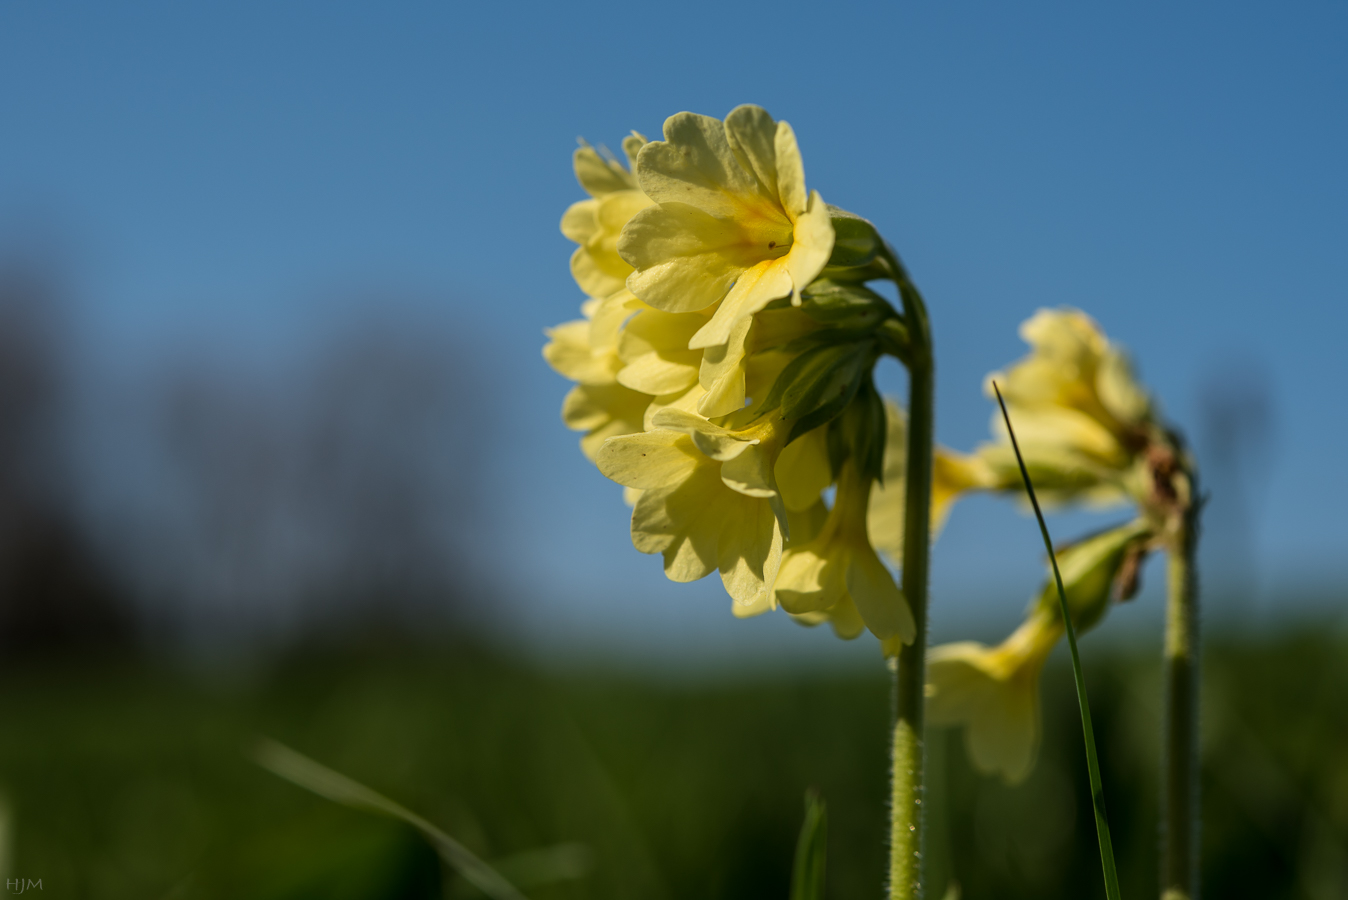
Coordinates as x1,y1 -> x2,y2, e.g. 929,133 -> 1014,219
752,343 -> 834,421
826,205 -> 881,268
780,341 -> 873,434
825,415 -> 848,480
819,259 -> 891,284
1033,520 -> 1153,633
790,789 -> 828,900
800,279 -> 897,326
839,377 -> 888,484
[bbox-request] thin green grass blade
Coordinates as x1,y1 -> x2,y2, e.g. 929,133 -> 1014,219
992,383 -> 1123,900
251,737 -> 530,900
790,789 -> 828,900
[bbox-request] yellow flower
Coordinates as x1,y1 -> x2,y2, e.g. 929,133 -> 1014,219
777,460 -> 915,648
618,105 -> 836,416
560,136 -> 653,299
927,608 -> 1060,784
978,307 -> 1155,507
595,409 -> 804,612
867,403 -> 995,563
545,293 -> 656,460
927,520 -> 1152,782
561,381 -> 651,462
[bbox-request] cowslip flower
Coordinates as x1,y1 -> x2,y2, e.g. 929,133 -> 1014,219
548,108 -> 921,652
777,458 -> 915,650
618,105 -> 836,417
927,520 -> 1153,782
975,307 -> 1158,509
866,404 -> 997,564
561,137 -> 652,300
595,408 -> 801,612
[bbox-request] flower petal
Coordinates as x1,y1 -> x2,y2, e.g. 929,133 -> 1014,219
617,352 -> 700,395
718,495 -> 783,613
688,258 -> 793,350
846,549 -> 914,643
773,120 -> 807,218
619,203 -> 754,313
724,104 -> 781,202
574,145 -> 635,197
595,429 -> 700,489
560,199 -> 598,243
637,112 -> 764,217
775,426 -> 832,512
783,191 -> 835,303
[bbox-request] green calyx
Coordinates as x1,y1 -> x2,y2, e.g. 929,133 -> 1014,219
1035,520 -> 1153,633
825,205 -> 882,269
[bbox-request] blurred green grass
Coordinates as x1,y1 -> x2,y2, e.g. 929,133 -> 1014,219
0,628 -> 1344,899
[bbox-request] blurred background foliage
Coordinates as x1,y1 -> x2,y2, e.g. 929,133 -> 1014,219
0,632 -> 1345,899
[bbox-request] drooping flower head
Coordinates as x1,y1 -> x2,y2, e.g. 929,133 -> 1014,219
928,309 -> 1195,781
977,307 -> 1167,509
927,520 -> 1153,782
546,107 -> 920,653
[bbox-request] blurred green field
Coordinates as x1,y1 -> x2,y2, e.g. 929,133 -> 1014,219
0,627 -> 1344,899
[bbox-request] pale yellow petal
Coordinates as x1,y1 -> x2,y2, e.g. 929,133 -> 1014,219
720,443 -> 779,503
775,545 -> 842,614
622,132 -> 647,172
574,145 -> 635,197
560,199 -> 599,243
543,319 -> 619,385
643,382 -> 706,430
695,316 -> 753,417
636,112 -> 764,217
588,289 -> 643,352
826,595 -> 867,640
1096,346 -> 1150,425
846,548 -> 914,644
561,382 -> 648,436
688,258 -> 793,350
616,352 -> 700,395
773,120 -> 807,218
595,429 -> 700,489
775,427 -> 833,512
649,408 -> 753,461
724,104 -> 780,202
617,306 -> 707,360
718,495 -> 783,612
620,203 -> 753,313
571,245 -> 627,300
783,191 -> 835,303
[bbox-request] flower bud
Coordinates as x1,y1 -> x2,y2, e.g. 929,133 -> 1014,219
1035,520 -> 1153,632
825,206 -> 881,268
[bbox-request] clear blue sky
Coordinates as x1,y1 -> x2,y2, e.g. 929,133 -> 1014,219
2,1 -> 1344,658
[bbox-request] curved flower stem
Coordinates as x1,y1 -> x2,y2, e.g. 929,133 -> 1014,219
1162,510 -> 1200,900
881,245 -> 933,900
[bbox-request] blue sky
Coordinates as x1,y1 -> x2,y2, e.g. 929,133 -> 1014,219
2,1 -> 1344,658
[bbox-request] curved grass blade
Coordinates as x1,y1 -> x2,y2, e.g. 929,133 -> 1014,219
790,789 -> 828,900
991,382 -> 1123,900
251,737 -> 529,900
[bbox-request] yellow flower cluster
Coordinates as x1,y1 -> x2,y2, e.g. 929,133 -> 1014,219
925,308 -> 1193,782
544,105 -> 916,650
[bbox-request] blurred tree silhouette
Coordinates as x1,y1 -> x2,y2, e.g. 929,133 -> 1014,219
144,306 -> 487,643
0,262 -> 130,654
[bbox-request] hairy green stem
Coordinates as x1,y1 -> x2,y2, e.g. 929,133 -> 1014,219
1162,514 -> 1200,900
884,247 -> 933,900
